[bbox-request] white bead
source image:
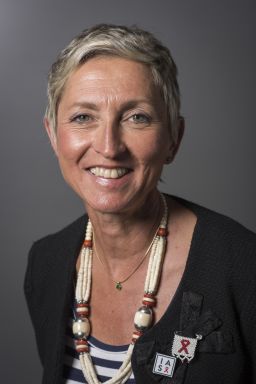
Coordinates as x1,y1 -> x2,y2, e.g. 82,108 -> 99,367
134,306 -> 152,331
73,318 -> 90,339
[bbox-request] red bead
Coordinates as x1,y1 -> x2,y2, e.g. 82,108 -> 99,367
132,330 -> 143,344
84,240 -> 92,248
133,331 -> 143,336
142,294 -> 156,307
75,302 -> 90,318
77,346 -> 89,354
157,227 -> 168,237
76,311 -> 89,318
75,339 -> 88,346
75,339 -> 89,353
142,301 -> 154,307
144,293 -> 155,299
77,311 -> 89,318
77,302 -> 89,308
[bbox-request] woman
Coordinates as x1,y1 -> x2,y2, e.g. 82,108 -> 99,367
24,24 -> 256,384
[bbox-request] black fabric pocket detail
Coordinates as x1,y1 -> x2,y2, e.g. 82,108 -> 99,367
199,331 -> 234,353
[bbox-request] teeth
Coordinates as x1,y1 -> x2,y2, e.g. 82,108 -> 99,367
104,169 -> 111,178
90,167 -> 128,179
110,169 -> 118,178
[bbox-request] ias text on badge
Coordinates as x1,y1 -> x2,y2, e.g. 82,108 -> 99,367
153,353 -> 176,378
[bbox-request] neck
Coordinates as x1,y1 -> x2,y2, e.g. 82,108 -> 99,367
85,191 -> 164,272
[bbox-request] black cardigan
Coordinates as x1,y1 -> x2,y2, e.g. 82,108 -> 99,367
24,198 -> 256,383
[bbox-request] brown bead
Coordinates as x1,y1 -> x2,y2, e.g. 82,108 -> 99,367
75,339 -> 88,346
142,293 -> 156,307
157,227 -> 168,237
77,311 -> 89,318
77,346 -> 89,354
75,339 -> 89,353
142,299 -> 156,307
77,302 -> 89,308
133,331 -> 143,337
76,302 -> 89,317
132,330 -> 143,344
84,240 -> 92,248
144,293 -> 155,299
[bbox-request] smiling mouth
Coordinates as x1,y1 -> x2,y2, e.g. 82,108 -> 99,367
89,167 -> 130,179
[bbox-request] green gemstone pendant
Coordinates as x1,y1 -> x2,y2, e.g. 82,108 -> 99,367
115,282 -> 122,290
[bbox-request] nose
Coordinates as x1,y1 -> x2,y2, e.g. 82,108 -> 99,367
93,118 -> 126,159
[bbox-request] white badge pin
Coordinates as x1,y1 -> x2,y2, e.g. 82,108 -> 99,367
153,352 -> 176,378
172,333 -> 202,363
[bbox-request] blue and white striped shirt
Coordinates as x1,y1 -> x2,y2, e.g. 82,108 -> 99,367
63,321 -> 135,383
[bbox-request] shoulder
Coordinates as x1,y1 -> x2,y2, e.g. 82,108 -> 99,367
175,195 -> 256,301
24,214 -> 87,294
30,214 -> 87,253
173,195 -> 256,251
170,196 -> 256,324
171,195 -> 256,289
24,215 -> 88,365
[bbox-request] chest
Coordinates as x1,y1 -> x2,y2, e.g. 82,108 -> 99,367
88,255 -> 186,345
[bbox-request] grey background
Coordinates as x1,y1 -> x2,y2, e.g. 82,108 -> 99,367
0,0 -> 255,382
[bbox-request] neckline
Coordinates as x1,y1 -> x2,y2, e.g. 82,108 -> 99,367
88,335 -> 130,352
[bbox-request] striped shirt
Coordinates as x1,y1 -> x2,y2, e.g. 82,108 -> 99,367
63,320 -> 135,383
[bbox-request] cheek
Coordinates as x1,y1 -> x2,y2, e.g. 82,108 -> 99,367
56,129 -> 89,162
136,134 -> 169,167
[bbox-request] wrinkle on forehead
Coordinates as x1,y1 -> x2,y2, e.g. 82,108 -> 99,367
68,57 -> 153,91
68,89 -> 157,110
59,56 -> 164,115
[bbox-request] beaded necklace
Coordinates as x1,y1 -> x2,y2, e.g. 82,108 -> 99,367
72,194 -> 168,384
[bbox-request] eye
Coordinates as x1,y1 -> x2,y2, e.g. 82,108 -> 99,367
130,113 -> 150,124
71,114 -> 91,123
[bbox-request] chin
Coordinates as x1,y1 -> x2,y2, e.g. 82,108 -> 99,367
82,193 -> 128,214
83,188 -> 158,217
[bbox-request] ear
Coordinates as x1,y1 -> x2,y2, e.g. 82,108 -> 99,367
44,117 -> 58,156
165,117 -> 185,164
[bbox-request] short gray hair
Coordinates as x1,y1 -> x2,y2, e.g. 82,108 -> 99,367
46,24 -> 181,143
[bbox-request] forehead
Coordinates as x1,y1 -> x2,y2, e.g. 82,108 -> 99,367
61,56 -> 160,104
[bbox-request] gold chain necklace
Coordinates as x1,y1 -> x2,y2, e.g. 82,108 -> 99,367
92,200 -> 163,290
93,229 -> 158,290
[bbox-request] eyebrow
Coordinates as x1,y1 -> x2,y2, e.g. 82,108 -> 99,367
68,101 -> 99,111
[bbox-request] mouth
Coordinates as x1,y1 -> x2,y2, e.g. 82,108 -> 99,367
88,167 -> 131,179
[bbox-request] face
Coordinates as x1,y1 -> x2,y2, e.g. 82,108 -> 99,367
46,56 -> 176,215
